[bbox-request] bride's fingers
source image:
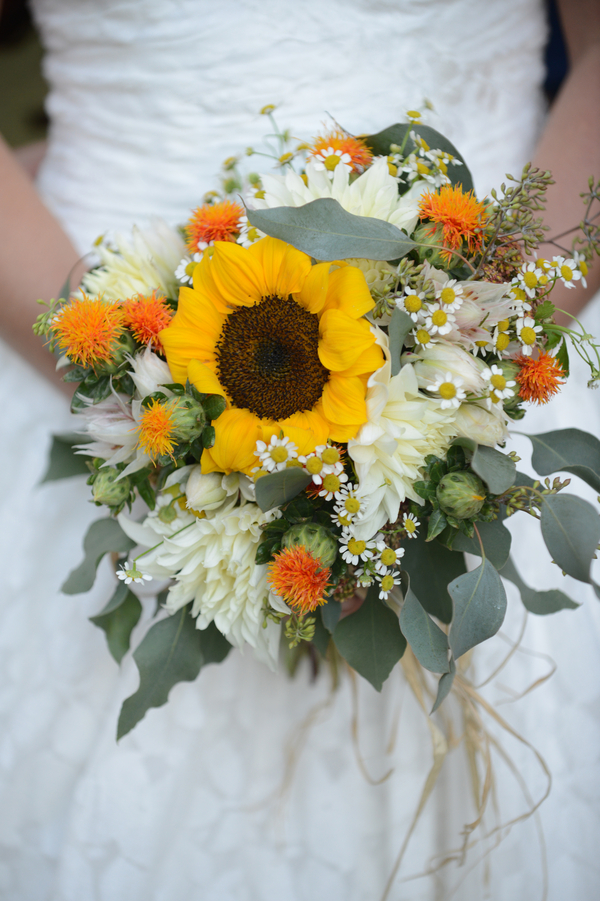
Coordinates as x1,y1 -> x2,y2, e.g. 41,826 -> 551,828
340,586 -> 367,619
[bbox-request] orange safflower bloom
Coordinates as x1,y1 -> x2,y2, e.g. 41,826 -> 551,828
267,545 -> 331,615
185,200 -> 244,252
309,130 -> 373,173
419,185 -> 487,264
138,398 -> 177,459
515,352 -> 566,404
52,293 -> 124,368
121,290 -> 173,352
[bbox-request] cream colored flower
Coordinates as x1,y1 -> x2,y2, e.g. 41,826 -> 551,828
453,401 -> 509,447
83,220 -> 185,301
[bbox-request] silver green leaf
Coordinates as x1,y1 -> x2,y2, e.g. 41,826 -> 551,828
117,609 -> 231,739
431,657 -> 457,714
333,584 -> 406,691
90,581 -> 142,663
247,198 -> 415,262
41,433 -> 91,482
399,585 -> 450,674
527,428 -> 600,494
254,468 -> 312,512
499,556 -> 579,614
401,530 -> 465,623
448,559 -> 507,659
451,519 -> 512,570
450,438 -> 516,495
388,307 -> 413,376
62,518 -> 135,595
540,493 -> 600,583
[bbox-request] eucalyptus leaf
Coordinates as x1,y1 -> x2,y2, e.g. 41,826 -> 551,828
448,559 -> 507,659
40,433 -> 91,483
401,531 -> 466,623
470,445 -> 516,495
365,123 -> 474,193
451,519 -> 512,570
540,493 -> 600,583
399,587 -> 450,674
556,340 -> 570,377
527,428 -> 600,494
90,582 -> 142,663
312,615 -> 331,657
247,198 -> 415,262
320,597 -> 342,633
426,508 -> 447,541
431,657 -> 457,714
62,518 -> 135,595
388,307 -> 413,376
499,556 -> 579,614
254,468 -> 312,512
117,610 -> 230,739
333,584 -> 406,691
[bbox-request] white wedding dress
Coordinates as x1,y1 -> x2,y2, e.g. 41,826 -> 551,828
1,0 -> 599,898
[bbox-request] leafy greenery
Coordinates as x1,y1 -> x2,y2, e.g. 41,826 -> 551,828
527,428 -> 600,495
499,556 -> 579,614
40,433 -> 91,482
448,559 -> 507,660
62,518 -> 135,595
399,583 -> 450,674
90,581 -> 142,663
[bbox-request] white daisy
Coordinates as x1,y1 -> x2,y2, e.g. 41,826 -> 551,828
516,262 -> 544,298
317,470 -> 349,501
573,251 -> 589,289
254,435 -> 298,472
374,541 -> 405,574
403,512 -> 420,538
424,304 -> 456,336
552,255 -> 582,289
516,316 -> 543,356
426,372 -> 466,409
117,563 -> 153,585
412,326 -> 437,348
312,147 -> 353,179
376,570 -> 402,600
333,483 -> 365,521
398,290 -> 426,322
175,252 -> 202,285
482,364 -> 516,401
339,528 -> 377,565
436,280 -> 464,312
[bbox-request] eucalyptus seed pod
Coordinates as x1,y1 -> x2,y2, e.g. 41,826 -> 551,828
171,396 -> 206,442
436,472 -> 487,520
92,468 -> 131,508
282,522 -> 338,568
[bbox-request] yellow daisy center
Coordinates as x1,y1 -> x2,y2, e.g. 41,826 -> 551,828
580,261 -> 588,277
344,497 -> 361,514
216,296 -> 328,420
490,373 -> 507,390
560,264 -> 573,281
270,446 -> 289,463
512,287 -> 526,301
431,309 -> 448,327
324,153 -> 341,171
416,329 -> 431,345
381,574 -> 395,591
520,326 -> 537,345
348,538 -> 366,556
338,513 -> 353,527
322,473 -> 341,493
404,519 -> 417,534
440,287 -> 456,305
380,548 -> 396,566
404,294 -> 422,313
497,319 -> 510,331
523,271 -> 538,288
306,457 -> 323,475
438,382 -> 457,400
496,333 -> 511,352
321,447 -> 341,465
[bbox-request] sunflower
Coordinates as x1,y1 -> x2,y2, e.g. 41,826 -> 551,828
159,237 -> 384,474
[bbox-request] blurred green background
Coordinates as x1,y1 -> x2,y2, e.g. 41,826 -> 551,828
0,1 -> 48,146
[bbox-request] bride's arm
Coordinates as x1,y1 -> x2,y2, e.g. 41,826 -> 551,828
534,0 -> 600,318
0,134 -> 85,383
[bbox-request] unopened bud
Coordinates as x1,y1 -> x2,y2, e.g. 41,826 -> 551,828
92,468 -> 131,508
436,472 -> 487,520
282,523 -> 338,568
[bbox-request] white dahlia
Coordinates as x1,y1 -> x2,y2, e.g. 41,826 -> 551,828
118,503 -> 282,667
83,220 -> 185,301
348,361 -> 457,540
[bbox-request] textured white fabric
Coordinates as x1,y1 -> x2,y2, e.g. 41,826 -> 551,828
1,0 -> 600,898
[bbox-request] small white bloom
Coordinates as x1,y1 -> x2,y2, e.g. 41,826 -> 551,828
412,326 -> 437,348
551,255 -> 581,289
317,470 -> 349,501
376,570 -> 402,600
517,261 -> 544,298
398,290 -> 426,322
573,251 -> 588,288
175,252 -> 202,285
436,280 -> 464,312
339,528 -> 377,565
333,483 -> 365,521
374,540 -> 405,574
426,371 -> 466,409
312,147 -> 353,179
482,364 -> 516,401
424,304 -> 455,336
403,512 -> 420,538
516,316 -> 543,356
117,563 -> 153,585
299,445 -> 343,484
255,435 -> 298,472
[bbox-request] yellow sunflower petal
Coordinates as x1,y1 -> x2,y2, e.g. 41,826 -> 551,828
247,237 -> 312,298
192,255 -> 231,315
200,408 -> 262,475
209,241 -> 264,307
159,325 -> 218,384
321,266 -> 374,319
278,409 -> 330,454
318,310 -> 375,371
327,420 -> 363,442
321,374 -> 367,426
172,285 -> 225,339
292,261 -> 331,314
337,341 -> 385,377
188,359 -> 227,398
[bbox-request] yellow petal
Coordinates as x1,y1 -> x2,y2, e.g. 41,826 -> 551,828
327,420 -> 362,442
192,255 -> 231,315
200,408 -> 262,475
209,241 -> 264,307
188,359 -> 227,398
318,310 -> 375,371
247,237 -> 312,297
321,374 -> 367,426
278,409 -> 331,454
172,286 -> 225,339
337,341 -> 384,377
292,261 -> 331,314
321,266 -> 374,319
160,325 -> 218,384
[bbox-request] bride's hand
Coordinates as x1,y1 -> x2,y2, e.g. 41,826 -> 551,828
340,585 -> 367,618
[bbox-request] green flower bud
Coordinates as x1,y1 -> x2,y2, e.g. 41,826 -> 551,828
92,468 -> 131,508
436,472 -> 487,520
413,222 -> 458,269
96,331 -> 137,375
282,522 -> 338,568
171,396 -> 206,443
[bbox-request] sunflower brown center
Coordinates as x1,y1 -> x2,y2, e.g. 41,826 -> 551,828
215,295 -> 329,420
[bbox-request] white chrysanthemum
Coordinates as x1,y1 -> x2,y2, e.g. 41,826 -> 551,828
348,361 -> 457,540
254,156 -> 427,235
83,220 -> 185,300
118,503 -> 282,668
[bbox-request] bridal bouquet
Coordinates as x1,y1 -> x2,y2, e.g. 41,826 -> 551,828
34,110 -> 600,738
